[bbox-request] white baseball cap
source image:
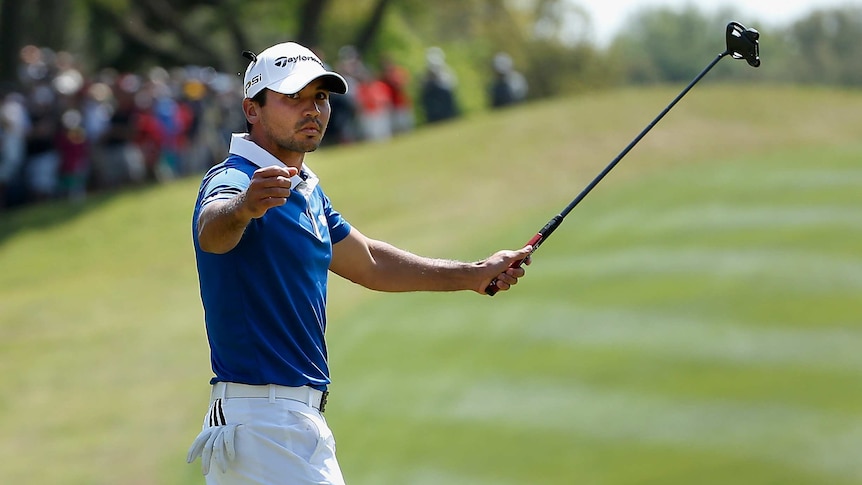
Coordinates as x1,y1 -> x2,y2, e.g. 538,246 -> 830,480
242,42 -> 348,99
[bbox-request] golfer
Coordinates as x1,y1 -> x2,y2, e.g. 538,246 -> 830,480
187,41 -> 531,484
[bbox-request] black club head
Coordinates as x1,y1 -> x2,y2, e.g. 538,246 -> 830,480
726,21 -> 761,68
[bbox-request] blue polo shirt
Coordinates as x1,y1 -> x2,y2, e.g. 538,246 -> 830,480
192,134 -> 351,391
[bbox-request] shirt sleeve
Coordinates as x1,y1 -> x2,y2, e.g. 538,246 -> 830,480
321,192 -> 351,244
201,167 -> 250,207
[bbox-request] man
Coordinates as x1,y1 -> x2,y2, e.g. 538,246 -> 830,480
489,52 -> 528,109
187,42 -> 532,484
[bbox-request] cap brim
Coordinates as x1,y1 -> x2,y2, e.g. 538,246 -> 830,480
268,72 -> 348,96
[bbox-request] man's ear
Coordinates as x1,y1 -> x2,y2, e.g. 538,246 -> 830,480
243,98 -> 258,124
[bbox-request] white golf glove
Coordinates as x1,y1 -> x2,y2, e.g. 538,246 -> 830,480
186,423 -> 239,475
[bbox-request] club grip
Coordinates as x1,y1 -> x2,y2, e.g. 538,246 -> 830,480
485,233 -> 543,296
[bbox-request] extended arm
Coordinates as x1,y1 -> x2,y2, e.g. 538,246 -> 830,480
330,227 -> 531,294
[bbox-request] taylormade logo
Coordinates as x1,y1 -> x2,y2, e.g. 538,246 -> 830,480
245,73 -> 262,94
274,55 -> 324,69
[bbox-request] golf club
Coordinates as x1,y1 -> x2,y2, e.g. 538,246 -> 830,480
486,21 -> 760,295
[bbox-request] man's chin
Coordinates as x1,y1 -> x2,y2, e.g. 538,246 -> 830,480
304,140 -> 322,152
280,138 -> 322,153
300,132 -> 325,152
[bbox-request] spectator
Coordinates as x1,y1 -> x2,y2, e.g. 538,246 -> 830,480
24,83 -> 61,202
90,74 -> 146,189
489,52 -> 528,109
80,81 -> 112,150
355,66 -> 393,142
149,71 -> 184,180
0,89 -> 30,208
17,45 -> 53,87
179,78 -> 212,174
380,54 -> 414,135
325,45 -> 363,145
132,84 -> 167,181
56,105 -> 89,202
419,47 -> 459,124
204,73 -> 243,163
50,54 -> 90,202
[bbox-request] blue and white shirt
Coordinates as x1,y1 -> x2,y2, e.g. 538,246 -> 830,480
192,134 -> 351,390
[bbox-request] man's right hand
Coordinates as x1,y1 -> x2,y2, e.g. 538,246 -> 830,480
197,165 -> 299,254
240,165 -> 299,219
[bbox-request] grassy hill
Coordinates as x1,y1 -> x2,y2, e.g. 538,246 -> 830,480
1,84 -> 861,484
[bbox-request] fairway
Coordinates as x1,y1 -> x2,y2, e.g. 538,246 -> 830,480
1,85 -> 860,484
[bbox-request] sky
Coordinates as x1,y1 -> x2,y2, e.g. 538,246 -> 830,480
578,0 -> 862,45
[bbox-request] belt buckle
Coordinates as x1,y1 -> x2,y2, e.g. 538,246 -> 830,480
319,391 -> 329,413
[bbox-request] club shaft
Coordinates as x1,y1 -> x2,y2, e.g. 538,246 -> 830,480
485,51 -> 729,296
558,51 -> 729,221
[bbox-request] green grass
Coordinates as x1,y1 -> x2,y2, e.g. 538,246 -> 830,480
1,84 -> 860,484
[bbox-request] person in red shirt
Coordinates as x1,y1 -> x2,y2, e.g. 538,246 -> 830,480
380,54 -> 414,135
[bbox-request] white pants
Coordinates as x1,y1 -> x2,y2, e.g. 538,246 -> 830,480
199,384 -> 345,484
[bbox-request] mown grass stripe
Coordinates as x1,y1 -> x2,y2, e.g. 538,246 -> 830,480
439,378 -> 862,483
349,300 -> 862,373
586,205 -> 862,235
696,167 -> 862,190
520,305 -> 862,372
538,248 -> 862,291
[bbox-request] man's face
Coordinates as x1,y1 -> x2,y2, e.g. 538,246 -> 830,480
253,79 -> 331,154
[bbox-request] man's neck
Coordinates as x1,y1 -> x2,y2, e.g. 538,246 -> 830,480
248,131 -> 305,170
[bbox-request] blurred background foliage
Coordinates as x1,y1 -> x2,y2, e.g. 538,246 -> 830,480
1,0 -> 861,116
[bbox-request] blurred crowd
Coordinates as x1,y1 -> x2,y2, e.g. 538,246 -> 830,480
0,44 -> 526,210
0,45 -> 248,209
322,45 -> 418,146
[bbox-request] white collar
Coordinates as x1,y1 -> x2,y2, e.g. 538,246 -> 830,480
228,133 -> 319,195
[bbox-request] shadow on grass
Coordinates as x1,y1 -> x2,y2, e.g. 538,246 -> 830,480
0,183 -> 165,247
0,195 -> 107,246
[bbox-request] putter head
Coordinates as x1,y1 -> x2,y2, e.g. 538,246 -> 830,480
726,21 -> 761,67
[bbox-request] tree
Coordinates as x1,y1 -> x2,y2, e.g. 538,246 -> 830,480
296,0 -> 332,48
784,6 -> 862,85
0,0 -> 25,86
0,0 -> 74,86
1,0 -> 606,98
609,5 -> 741,84
616,6 -> 700,83
85,0 -> 250,72
353,0 -> 392,54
